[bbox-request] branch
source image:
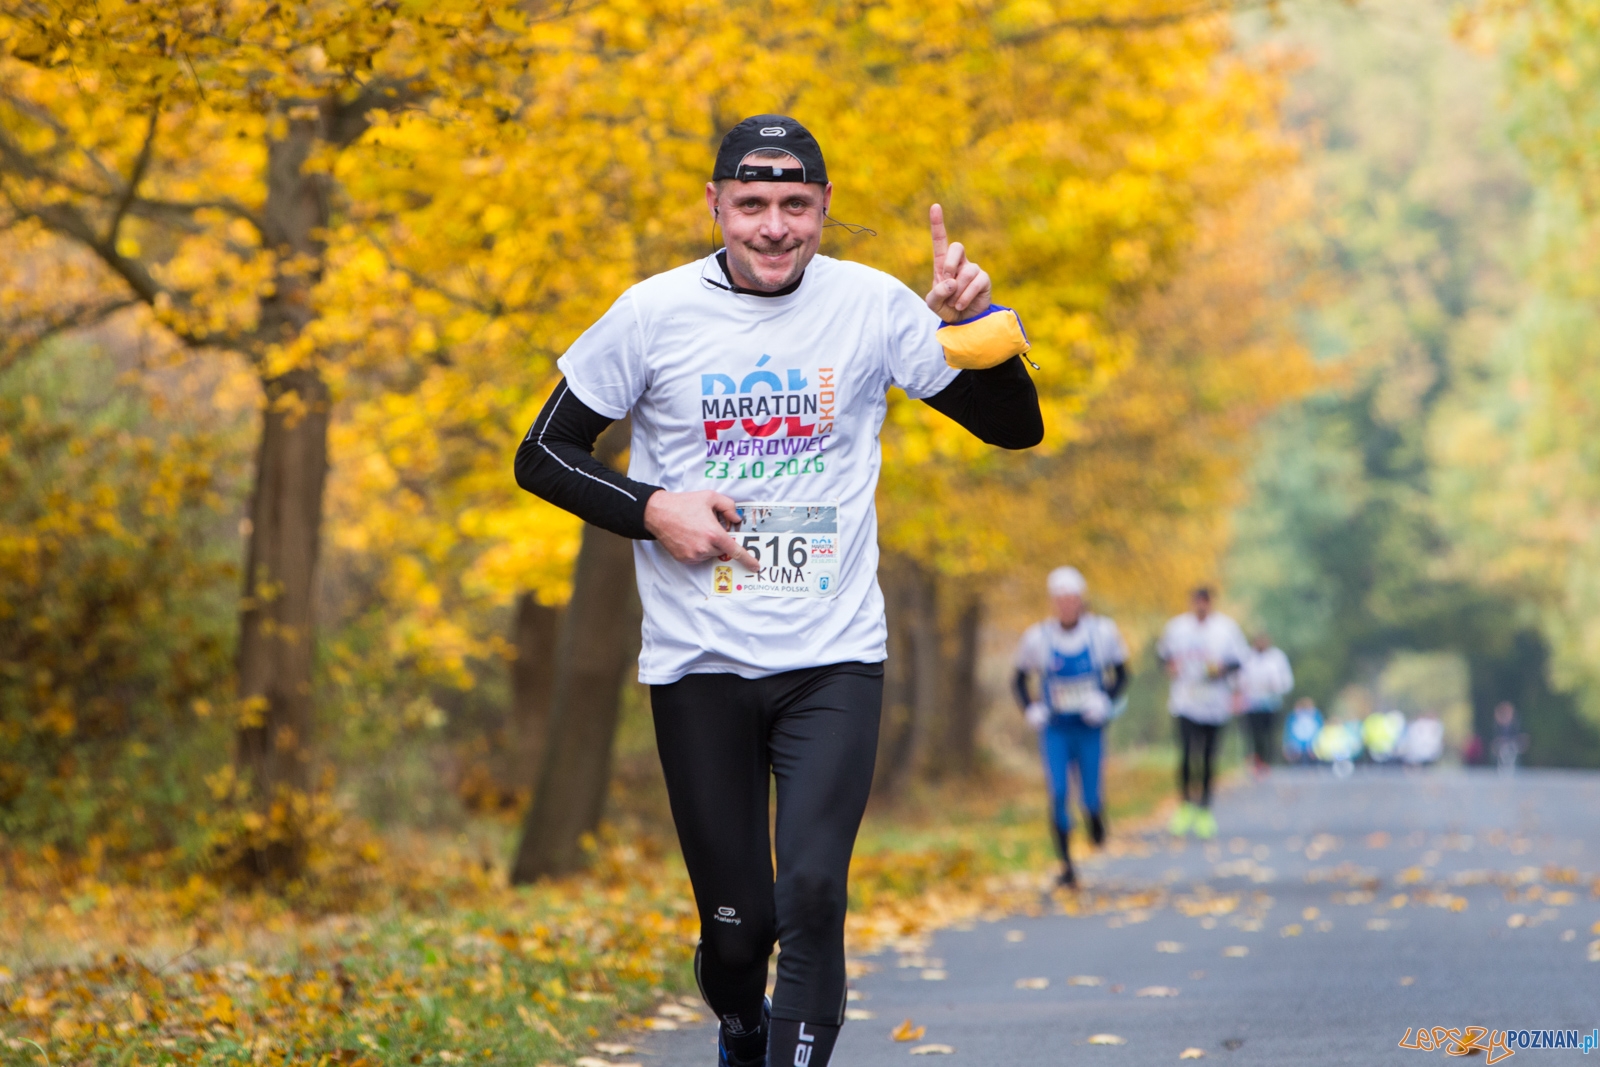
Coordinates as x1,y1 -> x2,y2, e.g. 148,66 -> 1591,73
108,104 -> 161,246
361,229 -> 514,317
0,298 -> 139,372
999,0 -> 1270,42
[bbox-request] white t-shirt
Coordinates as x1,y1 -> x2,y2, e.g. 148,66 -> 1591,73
1238,646 -> 1294,711
1013,614 -> 1129,715
558,252 -> 959,685
1157,611 -> 1250,723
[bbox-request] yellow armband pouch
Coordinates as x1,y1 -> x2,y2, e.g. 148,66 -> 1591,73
937,304 -> 1031,370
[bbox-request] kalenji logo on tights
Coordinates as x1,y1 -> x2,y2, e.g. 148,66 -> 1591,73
715,906 -> 741,925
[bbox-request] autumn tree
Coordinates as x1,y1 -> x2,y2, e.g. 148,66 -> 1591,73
0,0 -> 537,875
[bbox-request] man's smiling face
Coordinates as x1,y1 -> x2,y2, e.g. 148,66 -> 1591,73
706,151 -> 832,292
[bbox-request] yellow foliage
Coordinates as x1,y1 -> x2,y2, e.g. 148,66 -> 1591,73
2,0 -> 1310,679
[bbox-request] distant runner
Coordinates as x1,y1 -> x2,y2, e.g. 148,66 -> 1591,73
1237,631 -> 1293,777
514,116 -> 1041,1067
1012,566 -> 1130,888
1492,701 -> 1524,775
1282,696 -> 1323,765
1157,588 -> 1249,839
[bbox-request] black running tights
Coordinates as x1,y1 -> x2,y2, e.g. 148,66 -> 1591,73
1176,716 -> 1220,807
1244,710 -> 1276,766
651,662 -> 883,1034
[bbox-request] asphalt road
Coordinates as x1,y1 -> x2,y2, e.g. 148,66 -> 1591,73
634,767 -> 1600,1066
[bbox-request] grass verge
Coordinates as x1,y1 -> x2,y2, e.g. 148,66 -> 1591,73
0,751 -> 1177,1065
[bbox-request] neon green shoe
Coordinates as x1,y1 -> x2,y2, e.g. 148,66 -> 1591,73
1167,802 -> 1196,836
1193,807 -> 1218,840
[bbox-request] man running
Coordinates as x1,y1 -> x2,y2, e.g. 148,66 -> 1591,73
1012,566 -> 1129,887
1157,587 -> 1249,839
514,115 -> 1041,1067
1237,631 -> 1293,777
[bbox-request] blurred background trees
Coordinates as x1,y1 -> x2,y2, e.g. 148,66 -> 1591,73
3,0 -> 1599,890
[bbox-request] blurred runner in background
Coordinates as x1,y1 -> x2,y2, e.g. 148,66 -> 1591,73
1313,715 -> 1363,777
1398,712 -> 1445,766
1237,631 -> 1293,777
1283,697 -> 1322,764
1013,567 -> 1130,888
1361,709 -> 1406,764
1492,701 -> 1525,775
1158,588 -> 1249,839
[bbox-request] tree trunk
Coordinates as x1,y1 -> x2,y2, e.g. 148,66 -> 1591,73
510,421 -> 641,883
873,559 -> 914,801
940,593 -> 984,778
232,113 -> 332,878
509,592 -> 562,797
872,555 -> 942,799
902,560 -> 942,780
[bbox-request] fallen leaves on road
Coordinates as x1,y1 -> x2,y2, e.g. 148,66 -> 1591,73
1135,986 -> 1180,997
1088,1034 -> 1127,1045
1015,977 -> 1050,989
1222,946 -> 1249,957
656,1002 -> 702,1021
1507,913 -> 1526,928
1400,976 -> 1415,986
1005,930 -> 1026,942
1366,918 -> 1391,930
1067,975 -> 1104,986
892,1019 -> 927,1042
1156,941 -> 1183,953
909,1044 -> 955,1055
921,969 -> 947,980
1280,924 -> 1303,937
1180,1048 -> 1206,1059
846,1009 -> 876,1020
1587,940 -> 1600,963
595,1044 -> 636,1056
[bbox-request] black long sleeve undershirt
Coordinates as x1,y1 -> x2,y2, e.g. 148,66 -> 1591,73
922,355 -> 1043,449
514,358 -> 1043,538
513,380 -> 662,540
1012,662 -> 1130,711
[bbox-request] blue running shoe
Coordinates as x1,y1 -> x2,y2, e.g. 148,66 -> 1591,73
717,997 -> 771,1067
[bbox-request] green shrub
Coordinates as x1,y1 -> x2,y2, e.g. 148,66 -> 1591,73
0,343 -> 245,866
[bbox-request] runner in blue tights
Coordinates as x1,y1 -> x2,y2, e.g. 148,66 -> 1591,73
1012,567 -> 1129,887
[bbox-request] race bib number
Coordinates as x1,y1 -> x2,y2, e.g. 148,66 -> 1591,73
711,503 -> 840,599
1048,678 -> 1100,712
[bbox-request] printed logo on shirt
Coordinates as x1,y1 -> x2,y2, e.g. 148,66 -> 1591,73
701,354 -> 835,482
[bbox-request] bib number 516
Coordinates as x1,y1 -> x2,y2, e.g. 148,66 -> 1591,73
742,534 -> 809,568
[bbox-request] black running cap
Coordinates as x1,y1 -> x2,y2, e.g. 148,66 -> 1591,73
712,115 -> 828,184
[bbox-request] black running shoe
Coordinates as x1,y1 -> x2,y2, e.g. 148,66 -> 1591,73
1088,811 -> 1107,846
717,997 -> 770,1067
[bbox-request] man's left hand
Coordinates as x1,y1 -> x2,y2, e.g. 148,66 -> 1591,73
925,203 -> 992,323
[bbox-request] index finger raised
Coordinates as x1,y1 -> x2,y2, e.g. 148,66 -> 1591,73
930,203 -> 949,281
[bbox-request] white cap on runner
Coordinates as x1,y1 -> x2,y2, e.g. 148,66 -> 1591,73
1047,566 -> 1087,597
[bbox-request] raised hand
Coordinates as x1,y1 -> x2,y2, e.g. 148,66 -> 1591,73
925,203 -> 992,323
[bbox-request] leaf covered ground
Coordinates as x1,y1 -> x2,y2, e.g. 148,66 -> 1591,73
0,754 -> 1174,1066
